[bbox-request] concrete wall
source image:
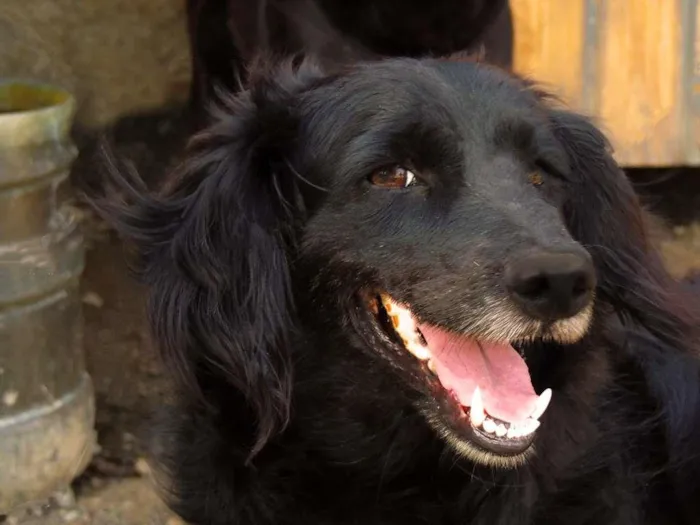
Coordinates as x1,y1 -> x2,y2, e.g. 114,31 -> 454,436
0,0 -> 191,128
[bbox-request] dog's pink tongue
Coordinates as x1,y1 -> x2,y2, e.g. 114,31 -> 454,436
419,324 -> 538,423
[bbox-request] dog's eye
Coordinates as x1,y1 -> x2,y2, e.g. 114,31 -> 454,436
369,167 -> 419,189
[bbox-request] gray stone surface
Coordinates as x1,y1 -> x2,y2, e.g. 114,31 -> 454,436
0,0 -> 191,128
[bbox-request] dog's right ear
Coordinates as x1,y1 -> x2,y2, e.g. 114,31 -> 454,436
88,58 -> 325,458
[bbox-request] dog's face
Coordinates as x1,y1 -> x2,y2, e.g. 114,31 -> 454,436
291,60 -> 596,466
101,57 -> 652,470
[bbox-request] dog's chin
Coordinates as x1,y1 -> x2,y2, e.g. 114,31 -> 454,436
360,290 -> 594,469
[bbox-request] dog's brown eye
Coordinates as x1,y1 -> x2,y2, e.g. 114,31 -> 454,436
369,167 -> 418,189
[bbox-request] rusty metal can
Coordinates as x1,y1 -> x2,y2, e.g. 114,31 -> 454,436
0,81 -> 95,512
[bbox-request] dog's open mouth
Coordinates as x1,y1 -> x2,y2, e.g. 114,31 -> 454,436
370,293 -> 552,459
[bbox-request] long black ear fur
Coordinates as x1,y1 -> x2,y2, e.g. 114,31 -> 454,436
549,108 -> 700,518
87,57 -> 326,459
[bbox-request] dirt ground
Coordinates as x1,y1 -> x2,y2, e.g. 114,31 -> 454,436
4,106 -> 700,525
3,479 -> 179,525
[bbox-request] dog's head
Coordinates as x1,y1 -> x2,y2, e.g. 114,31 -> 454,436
95,56 -> 683,468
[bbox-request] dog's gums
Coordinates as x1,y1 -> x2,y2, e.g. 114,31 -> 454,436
371,293 -> 552,458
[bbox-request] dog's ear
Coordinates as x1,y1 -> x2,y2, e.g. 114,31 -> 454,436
548,108 -> 700,515
90,58 -> 325,459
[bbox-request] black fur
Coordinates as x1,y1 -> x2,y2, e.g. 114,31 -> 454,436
185,0 -> 512,108
89,56 -> 700,525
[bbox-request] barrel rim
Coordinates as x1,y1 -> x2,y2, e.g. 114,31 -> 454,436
0,79 -> 75,119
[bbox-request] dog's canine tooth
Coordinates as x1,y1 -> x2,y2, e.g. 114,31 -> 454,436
469,387 -> 486,427
428,359 -> 437,374
529,388 -> 553,421
406,342 -> 431,361
521,419 -> 541,436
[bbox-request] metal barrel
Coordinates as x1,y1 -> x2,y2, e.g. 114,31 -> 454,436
0,82 -> 95,512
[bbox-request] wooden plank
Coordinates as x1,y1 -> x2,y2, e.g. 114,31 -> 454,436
596,0 -> 684,166
510,0 -> 586,108
511,0 -> 696,167
689,0 -> 700,165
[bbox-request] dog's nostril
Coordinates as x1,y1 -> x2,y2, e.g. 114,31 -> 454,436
571,271 -> 591,297
514,275 -> 550,300
505,251 -> 596,321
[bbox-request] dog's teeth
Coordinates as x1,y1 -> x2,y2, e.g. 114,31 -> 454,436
529,388 -> 553,421
506,427 -> 518,439
380,294 -> 394,313
469,387 -> 486,427
482,419 -> 497,434
495,424 -> 507,437
383,297 -> 433,361
406,342 -> 431,361
428,359 -> 437,374
522,419 -> 541,436
381,297 -> 413,331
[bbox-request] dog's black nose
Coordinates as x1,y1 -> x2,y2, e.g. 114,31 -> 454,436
504,250 -> 596,320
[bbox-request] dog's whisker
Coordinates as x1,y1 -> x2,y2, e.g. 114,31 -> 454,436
285,158 -> 329,192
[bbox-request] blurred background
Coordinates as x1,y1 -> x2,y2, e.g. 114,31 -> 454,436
1,1 -> 699,523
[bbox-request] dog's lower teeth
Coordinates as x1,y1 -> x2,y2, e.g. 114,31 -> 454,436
482,419 -> 497,433
473,413 -> 541,439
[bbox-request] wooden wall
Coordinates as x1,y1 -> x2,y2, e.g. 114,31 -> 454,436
511,0 -> 700,167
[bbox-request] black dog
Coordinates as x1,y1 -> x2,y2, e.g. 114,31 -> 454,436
93,56 -> 700,524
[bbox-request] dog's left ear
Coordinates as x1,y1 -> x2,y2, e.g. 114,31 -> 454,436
90,58 -> 325,459
548,108 -> 700,515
